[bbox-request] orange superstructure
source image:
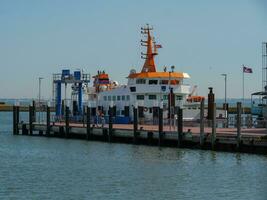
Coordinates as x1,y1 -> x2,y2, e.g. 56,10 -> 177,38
128,72 -> 189,79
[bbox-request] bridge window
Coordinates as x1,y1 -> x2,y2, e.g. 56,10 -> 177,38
136,79 -> 146,84
117,96 -> 121,101
149,80 -> 158,85
122,95 -> 125,101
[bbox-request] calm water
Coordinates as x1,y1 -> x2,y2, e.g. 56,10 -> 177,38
0,112 -> 267,200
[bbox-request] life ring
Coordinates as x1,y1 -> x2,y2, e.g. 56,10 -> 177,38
144,107 -> 148,112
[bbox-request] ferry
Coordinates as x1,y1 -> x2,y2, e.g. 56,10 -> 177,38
86,25 -> 202,124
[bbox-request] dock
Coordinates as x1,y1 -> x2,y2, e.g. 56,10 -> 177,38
12,104 -> 267,155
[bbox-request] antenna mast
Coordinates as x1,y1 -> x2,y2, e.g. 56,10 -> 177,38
140,24 -> 160,73
262,42 -> 267,92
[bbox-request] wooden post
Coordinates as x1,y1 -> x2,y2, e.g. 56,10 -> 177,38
211,103 -> 216,150
108,106 -> 113,142
46,105 -> 50,136
200,99 -> 205,147
86,106 -> 91,140
65,106 -> 70,138
32,100 -> 36,122
133,104 -> 138,143
225,103 -> 229,128
15,106 -> 20,135
29,106 -> 33,135
22,123 -> 28,135
236,102 -> 242,149
177,107 -> 183,147
13,106 -> 17,135
158,106 -> 163,146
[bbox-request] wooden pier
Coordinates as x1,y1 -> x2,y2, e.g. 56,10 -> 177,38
12,103 -> 267,155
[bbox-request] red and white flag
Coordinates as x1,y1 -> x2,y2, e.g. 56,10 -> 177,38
243,65 -> 253,73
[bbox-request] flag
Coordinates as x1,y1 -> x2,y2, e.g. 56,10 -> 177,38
243,66 -> 253,73
155,44 -> 162,48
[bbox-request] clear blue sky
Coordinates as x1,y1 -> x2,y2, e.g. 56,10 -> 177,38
0,0 -> 266,99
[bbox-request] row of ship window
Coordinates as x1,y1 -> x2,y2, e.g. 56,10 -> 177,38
136,95 -> 183,100
103,95 -> 183,101
136,79 -> 180,85
103,95 -> 130,101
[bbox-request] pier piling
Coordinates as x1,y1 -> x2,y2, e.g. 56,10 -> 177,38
211,103 -> 216,150
22,123 -> 28,135
46,105 -> 50,136
133,105 -> 138,143
65,106 -> 70,138
29,106 -> 33,135
236,102 -> 242,149
200,99 -> 205,147
86,106 -> 91,140
158,106 -> 163,146
108,106 -> 113,142
177,107 -> 183,147
13,106 -> 17,135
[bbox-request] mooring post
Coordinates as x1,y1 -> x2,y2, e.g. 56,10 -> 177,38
200,99 -> 205,147
46,104 -> 50,136
32,100 -> 36,122
158,104 -> 163,146
108,106 -> 113,142
22,123 -> 28,135
211,103 -> 216,150
13,105 -> 17,135
15,104 -> 20,135
236,102 -> 242,149
133,103 -> 138,143
29,105 -> 33,135
177,107 -> 183,147
225,103 -> 229,128
65,106 -> 70,138
86,105 -> 91,140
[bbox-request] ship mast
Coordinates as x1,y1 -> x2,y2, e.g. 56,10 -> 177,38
141,24 -> 160,73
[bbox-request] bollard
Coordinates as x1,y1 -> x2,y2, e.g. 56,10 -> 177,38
13,106 -> 17,135
211,103 -> 216,150
200,99 -> 205,147
236,102 -> 242,149
65,106 -> 70,138
29,106 -> 33,135
108,106 -> 113,142
158,106 -> 163,146
46,105 -> 50,136
177,107 -> 183,147
133,106 -> 138,143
